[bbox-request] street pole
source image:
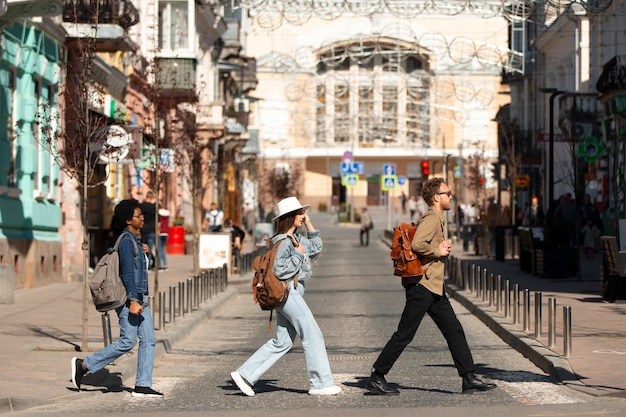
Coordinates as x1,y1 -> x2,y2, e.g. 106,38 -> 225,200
541,88 -> 565,211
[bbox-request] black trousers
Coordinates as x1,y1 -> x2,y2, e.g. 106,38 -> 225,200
372,283 -> 475,377
360,227 -> 370,246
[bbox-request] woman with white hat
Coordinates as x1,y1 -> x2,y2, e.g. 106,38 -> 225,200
231,196 -> 341,396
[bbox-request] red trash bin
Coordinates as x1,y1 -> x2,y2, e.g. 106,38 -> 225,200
167,226 -> 185,255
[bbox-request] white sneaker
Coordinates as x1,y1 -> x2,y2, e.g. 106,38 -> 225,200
308,385 -> 342,395
231,371 -> 255,396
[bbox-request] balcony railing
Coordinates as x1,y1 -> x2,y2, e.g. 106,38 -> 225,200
155,57 -> 197,100
62,0 -> 139,29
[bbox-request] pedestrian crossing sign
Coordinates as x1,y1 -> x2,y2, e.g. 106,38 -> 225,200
381,175 -> 396,191
342,174 -> 359,187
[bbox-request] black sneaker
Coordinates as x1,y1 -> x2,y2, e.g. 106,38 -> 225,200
70,357 -> 86,390
131,386 -> 164,398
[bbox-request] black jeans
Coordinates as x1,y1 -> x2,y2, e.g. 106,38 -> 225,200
372,284 -> 475,377
360,227 -> 370,246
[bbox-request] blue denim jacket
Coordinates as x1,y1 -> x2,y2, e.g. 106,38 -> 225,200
271,231 -> 322,282
118,230 -> 149,303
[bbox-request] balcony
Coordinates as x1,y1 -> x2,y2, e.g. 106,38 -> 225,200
597,56 -> 626,94
62,0 -> 139,29
155,57 -> 198,101
196,103 -> 224,131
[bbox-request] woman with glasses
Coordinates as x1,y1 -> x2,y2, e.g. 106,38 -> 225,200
231,196 -> 341,397
71,199 -> 163,398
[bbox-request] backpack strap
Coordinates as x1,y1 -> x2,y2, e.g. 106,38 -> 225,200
115,231 -> 139,256
280,235 -> 299,288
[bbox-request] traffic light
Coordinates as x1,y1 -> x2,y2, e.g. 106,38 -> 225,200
421,160 -> 430,177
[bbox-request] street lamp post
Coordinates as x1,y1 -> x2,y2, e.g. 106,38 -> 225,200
540,88 -> 565,211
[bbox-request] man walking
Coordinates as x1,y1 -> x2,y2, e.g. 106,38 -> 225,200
366,178 -> 496,395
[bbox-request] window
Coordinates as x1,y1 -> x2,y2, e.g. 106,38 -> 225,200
316,85 -> 327,142
5,67 -> 17,188
358,86 -> 374,144
334,85 -> 350,143
315,41 -> 430,146
159,0 -> 189,51
382,87 -> 398,141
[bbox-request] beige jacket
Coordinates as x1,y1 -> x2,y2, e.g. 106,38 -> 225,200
404,207 -> 446,295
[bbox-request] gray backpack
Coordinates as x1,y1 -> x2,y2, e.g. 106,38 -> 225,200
89,232 -> 137,312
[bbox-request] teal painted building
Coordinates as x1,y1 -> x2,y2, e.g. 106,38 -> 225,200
1,19 -> 64,288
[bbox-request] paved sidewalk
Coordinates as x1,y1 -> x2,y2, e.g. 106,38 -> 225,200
1,210 -> 625,413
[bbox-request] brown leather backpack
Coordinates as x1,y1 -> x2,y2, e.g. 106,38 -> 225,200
251,236 -> 298,331
390,213 -> 432,278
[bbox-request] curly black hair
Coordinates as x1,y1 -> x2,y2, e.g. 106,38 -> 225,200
112,199 -> 139,233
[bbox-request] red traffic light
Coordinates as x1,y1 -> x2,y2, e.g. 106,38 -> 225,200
421,160 -> 430,176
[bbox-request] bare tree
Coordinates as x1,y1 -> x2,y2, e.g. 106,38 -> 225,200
37,3 -> 138,352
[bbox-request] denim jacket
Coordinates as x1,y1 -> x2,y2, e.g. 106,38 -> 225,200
118,230 -> 149,303
271,230 -> 322,282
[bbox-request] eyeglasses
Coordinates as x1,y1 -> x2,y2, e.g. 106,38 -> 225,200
438,191 -> 452,197
133,214 -> 145,219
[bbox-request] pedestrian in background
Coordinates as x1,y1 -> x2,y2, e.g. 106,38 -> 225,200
366,178 -> 496,395
231,197 -> 341,396
139,191 -> 156,269
408,195 -> 417,220
71,199 -> 163,398
204,202 -> 224,232
223,218 -> 246,272
360,206 -> 372,247
157,208 -> 170,270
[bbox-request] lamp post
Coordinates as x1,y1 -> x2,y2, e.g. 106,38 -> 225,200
539,88 -> 565,210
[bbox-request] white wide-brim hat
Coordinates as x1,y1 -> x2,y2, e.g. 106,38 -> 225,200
272,197 -> 310,221
158,209 -> 170,217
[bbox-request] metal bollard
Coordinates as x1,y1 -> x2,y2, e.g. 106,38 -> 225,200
534,291 -> 542,338
178,281 -> 185,317
463,261 -> 469,291
523,289 -> 530,331
496,274 -> 502,312
187,278 -> 193,312
473,265 -> 478,297
513,284 -> 520,324
481,268 -> 487,302
159,291 -> 166,331
504,280 -> 510,318
548,297 -> 557,348
193,275 -> 200,307
470,264 -> 475,293
169,286 -> 176,324
488,273 -> 494,307
563,306 -> 572,357
102,312 -> 112,347
148,295 -> 155,326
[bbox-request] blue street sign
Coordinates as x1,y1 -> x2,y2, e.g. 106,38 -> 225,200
398,175 -> 406,185
383,163 -> 396,176
341,161 -> 364,175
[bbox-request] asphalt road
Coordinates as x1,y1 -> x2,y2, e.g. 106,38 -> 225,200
13,216 -> 626,416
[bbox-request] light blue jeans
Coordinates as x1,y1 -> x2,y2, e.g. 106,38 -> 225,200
84,303 -> 155,387
237,281 -> 335,390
